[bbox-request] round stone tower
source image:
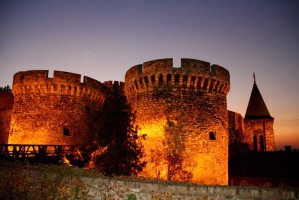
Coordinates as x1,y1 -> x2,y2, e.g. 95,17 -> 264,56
125,58 -> 230,185
9,70 -> 109,145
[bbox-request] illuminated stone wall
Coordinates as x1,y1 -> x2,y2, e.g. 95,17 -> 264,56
8,70 -> 109,145
244,119 -> 275,151
228,111 -> 245,145
125,58 -> 230,185
0,91 -> 13,144
82,177 -> 297,200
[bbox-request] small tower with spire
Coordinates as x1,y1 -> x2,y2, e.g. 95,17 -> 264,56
244,73 -> 275,151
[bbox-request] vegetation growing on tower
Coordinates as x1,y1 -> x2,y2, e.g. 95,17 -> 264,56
91,81 -> 146,176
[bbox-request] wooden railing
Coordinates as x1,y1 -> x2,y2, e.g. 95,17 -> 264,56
0,144 -> 95,165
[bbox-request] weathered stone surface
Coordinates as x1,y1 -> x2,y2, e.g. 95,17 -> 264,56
125,58 -> 230,185
8,70 -> 109,145
244,119 -> 275,152
228,111 -> 245,145
81,177 -> 299,200
0,58 -> 277,187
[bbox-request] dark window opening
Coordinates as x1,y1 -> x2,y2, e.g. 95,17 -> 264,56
64,128 -> 70,136
209,132 -> 216,140
197,77 -> 202,90
139,78 -> 143,88
144,76 -> 149,87
183,75 -> 188,87
209,80 -> 214,92
174,74 -> 180,86
167,74 -> 171,86
134,80 -> 139,89
190,76 -> 196,88
158,74 -> 163,86
203,79 -> 208,90
151,75 -> 156,85
260,135 -> 265,152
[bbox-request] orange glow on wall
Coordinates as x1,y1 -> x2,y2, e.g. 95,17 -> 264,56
7,70 -> 108,145
125,58 -> 230,185
137,120 -> 228,185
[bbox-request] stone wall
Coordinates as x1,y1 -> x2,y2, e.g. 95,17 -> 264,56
244,119 -> 275,151
125,58 -> 230,185
0,91 -> 13,144
82,177 -> 299,200
8,70 -> 110,145
228,111 -> 245,145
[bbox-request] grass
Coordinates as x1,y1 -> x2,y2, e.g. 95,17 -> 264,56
0,159 -> 97,199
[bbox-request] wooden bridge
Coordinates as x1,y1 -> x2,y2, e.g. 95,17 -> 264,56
0,144 -> 95,166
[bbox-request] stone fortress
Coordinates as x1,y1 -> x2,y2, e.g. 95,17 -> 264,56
0,58 -> 275,185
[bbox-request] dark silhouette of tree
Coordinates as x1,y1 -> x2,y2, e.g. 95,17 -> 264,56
0,85 -> 11,92
93,84 -> 145,176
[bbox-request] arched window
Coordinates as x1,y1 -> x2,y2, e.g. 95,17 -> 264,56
68,85 -> 72,93
144,76 -> 149,88
197,77 -> 202,90
260,136 -> 265,152
215,81 -> 220,91
139,78 -> 143,88
74,86 -> 77,93
203,79 -> 208,90
151,75 -> 156,86
190,76 -> 196,88
174,74 -> 180,86
183,74 -> 188,87
134,80 -> 139,89
61,85 -> 65,92
209,80 -> 214,92
219,84 -> 224,92
158,74 -> 163,86
167,74 -> 171,86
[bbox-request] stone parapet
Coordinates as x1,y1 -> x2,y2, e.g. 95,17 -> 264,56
12,70 -> 110,102
125,58 -> 230,99
81,177 -> 298,200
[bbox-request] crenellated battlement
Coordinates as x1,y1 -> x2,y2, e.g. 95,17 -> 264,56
12,70 -> 110,102
125,58 -> 230,98
103,81 -> 125,92
125,58 -> 230,184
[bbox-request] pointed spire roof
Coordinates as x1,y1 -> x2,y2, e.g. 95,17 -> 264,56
245,73 -> 273,120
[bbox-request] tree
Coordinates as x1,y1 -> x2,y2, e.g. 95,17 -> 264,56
163,119 -> 185,180
149,147 -> 166,180
0,85 -> 11,92
162,118 -> 196,181
93,84 -> 145,176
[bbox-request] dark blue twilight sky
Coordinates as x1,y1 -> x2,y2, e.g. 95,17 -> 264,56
0,0 -> 298,148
